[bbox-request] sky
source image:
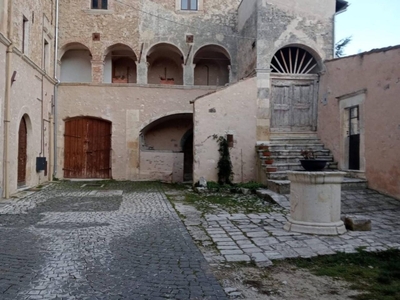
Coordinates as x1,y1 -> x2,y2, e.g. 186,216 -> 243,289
335,0 -> 400,56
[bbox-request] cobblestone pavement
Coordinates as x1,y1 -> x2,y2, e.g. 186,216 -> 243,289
0,182 -> 227,300
175,189 -> 400,267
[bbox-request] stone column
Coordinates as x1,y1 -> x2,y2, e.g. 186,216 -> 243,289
136,61 -> 148,84
183,63 -> 194,86
256,69 -> 271,141
91,60 -> 104,84
284,171 -> 347,235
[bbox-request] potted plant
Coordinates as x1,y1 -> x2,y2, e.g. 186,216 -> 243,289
299,149 -> 327,171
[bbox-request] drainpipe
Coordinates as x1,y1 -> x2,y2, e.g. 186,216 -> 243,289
3,0 -> 14,198
52,0 -> 60,179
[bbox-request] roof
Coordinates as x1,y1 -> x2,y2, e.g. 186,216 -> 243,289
336,0 -> 349,13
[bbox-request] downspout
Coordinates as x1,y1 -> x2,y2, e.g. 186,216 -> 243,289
53,0 -> 60,179
3,0 -> 14,198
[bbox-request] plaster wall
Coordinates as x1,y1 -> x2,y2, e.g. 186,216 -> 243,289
60,50 -> 92,83
193,77 -> 257,183
57,84 -> 214,180
7,53 -> 54,195
144,119 -> 192,151
318,46 -> 400,199
139,152 -> 184,182
255,0 -> 336,140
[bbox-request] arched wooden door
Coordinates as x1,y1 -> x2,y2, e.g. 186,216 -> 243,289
64,117 -> 111,179
17,118 -> 28,186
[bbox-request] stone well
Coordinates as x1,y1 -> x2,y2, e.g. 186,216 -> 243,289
284,171 -> 347,235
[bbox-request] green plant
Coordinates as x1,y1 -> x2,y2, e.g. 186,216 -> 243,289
213,135 -> 233,185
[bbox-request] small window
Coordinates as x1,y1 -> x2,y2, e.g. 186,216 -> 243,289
22,16 -> 28,53
181,0 -> 197,10
92,0 -> 108,9
43,39 -> 49,72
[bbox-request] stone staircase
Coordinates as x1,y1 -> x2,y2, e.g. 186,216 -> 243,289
256,135 -> 367,194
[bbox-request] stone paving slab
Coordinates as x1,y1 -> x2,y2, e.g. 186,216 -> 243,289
0,182 -> 227,300
195,189 -> 400,264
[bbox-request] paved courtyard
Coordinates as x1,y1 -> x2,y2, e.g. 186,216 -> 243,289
0,182 -> 227,300
174,188 -> 400,267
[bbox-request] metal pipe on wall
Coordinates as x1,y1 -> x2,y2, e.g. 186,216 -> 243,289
52,0 -> 60,179
3,0 -> 14,198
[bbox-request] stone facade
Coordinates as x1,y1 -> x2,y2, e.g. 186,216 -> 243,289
0,0 -> 56,196
1,0 -> 351,195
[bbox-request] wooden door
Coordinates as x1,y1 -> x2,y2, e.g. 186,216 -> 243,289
64,117 -> 111,178
18,118 -> 27,186
271,78 -> 317,132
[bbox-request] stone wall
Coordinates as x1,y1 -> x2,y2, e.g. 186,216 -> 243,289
193,77 -> 257,183
59,0 -> 240,85
236,0 -> 257,79
318,46 -> 400,199
255,0 -> 336,140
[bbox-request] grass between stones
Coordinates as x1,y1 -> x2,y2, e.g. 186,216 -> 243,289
280,249 -> 400,300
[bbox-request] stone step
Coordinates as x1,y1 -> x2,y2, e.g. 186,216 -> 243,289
266,177 -> 368,195
268,144 -> 325,151
270,138 -> 322,144
261,155 -> 334,164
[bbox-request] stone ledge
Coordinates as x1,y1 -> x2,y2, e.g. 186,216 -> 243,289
342,215 -> 372,231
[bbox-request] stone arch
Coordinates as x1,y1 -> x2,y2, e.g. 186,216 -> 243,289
17,114 -> 33,187
193,44 -> 231,86
60,42 -> 92,83
269,44 -> 323,75
146,43 -> 184,85
103,43 -> 138,83
139,113 -> 193,182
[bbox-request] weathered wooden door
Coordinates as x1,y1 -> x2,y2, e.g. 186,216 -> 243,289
64,117 -> 111,178
18,118 -> 27,186
271,78 -> 318,132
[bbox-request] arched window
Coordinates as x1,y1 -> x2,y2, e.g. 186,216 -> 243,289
60,43 -> 92,83
193,45 -> 231,86
147,43 -> 184,85
103,44 -> 137,83
271,47 -> 319,74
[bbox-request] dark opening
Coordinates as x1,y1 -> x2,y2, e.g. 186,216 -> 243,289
183,133 -> 193,181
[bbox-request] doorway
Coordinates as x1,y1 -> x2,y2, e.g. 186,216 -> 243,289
64,117 -> 111,179
348,106 -> 360,170
17,117 -> 28,186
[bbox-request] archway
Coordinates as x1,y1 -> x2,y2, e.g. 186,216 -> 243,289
140,113 -> 193,182
60,43 -> 92,83
193,45 -> 231,86
64,117 -> 111,178
146,43 -> 184,85
17,117 -> 28,186
181,130 -> 193,181
270,46 -> 320,132
104,43 -> 137,83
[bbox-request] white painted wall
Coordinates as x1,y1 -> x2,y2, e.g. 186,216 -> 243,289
60,50 -> 92,83
193,77 -> 258,183
103,55 -> 112,83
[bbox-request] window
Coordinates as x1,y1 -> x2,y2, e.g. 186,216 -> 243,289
22,16 -> 28,53
181,0 -> 197,10
92,0 -> 108,9
43,39 -> 49,72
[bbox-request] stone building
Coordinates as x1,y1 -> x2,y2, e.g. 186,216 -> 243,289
6,0 -> 399,201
